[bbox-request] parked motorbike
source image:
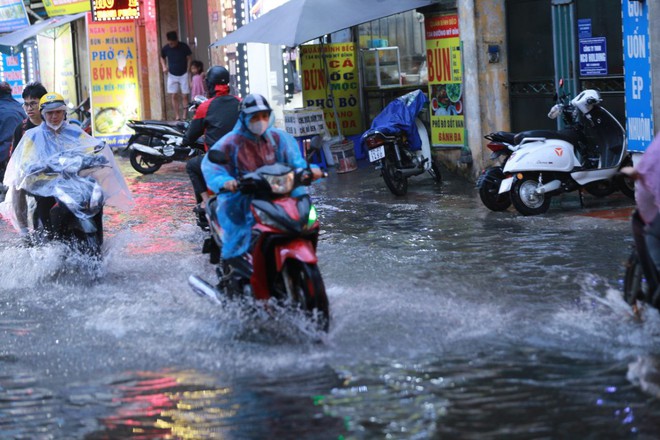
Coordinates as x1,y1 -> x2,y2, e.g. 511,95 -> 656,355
68,97 -> 91,135
497,84 -> 634,215
624,209 -> 660,315
477,131 -> 517,211
124,95 -> 207,174
188,148 -> 330,332
361,89 -> 441,196
22,148 -> 109,255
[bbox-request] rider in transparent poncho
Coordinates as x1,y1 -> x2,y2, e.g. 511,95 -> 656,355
201,93 -> 323,260
0,92 -> 133,236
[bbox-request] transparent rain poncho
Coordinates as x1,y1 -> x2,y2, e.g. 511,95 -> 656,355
201,112 -> 312,259
0,122 -> 133,232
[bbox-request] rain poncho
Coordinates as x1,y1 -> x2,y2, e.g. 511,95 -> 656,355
635,134 -> 660,224
365,89 -> 428,151
0,121 -> 133,232
201,112 -> 313,259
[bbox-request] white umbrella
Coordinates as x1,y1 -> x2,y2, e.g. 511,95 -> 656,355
211,0 -> 436,48
211,0 -> 437,137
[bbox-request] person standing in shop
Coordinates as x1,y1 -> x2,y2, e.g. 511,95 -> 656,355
160,31 -> 192,121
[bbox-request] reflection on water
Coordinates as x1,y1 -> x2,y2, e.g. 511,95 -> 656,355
2,159 -> 660,438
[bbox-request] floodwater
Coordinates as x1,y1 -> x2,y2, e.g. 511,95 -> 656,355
1,156 -> 659,439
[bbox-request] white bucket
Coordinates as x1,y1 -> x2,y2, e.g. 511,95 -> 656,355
329,139 -> 357,174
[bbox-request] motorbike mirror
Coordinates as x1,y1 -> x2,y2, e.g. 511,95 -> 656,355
207,149 -> 229,165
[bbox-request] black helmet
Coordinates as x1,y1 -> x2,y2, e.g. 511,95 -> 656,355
206,65 -> 230,92
240,94 -> 272,115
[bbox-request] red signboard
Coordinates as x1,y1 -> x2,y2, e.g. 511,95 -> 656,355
91,0 -> 140,21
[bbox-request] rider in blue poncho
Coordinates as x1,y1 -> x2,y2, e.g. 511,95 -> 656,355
201,94 -> 324,260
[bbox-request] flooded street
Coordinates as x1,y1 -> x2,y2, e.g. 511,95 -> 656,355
2,156 -> 660,439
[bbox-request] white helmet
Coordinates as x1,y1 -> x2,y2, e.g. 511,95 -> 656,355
571,89 -> 601,114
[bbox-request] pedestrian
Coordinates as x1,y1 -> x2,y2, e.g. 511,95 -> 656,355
0,81 -> 27,191
189,60 -> 207,101
160,31 -> 192,121
13,82 -> 48,152
625,134 -> 660,272
201,93 -> 324,264
182,65 -> 240,227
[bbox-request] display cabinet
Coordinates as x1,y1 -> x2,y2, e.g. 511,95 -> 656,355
361,47 -> 401,88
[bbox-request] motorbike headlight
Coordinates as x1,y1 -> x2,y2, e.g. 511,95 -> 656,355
264,171 -> 294,195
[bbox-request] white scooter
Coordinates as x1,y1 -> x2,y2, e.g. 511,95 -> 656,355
498,85 -> 634,215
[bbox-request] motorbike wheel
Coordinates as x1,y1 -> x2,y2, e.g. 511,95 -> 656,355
510,175 -> 551,216
478,167 -> 511,212
280,261 -> 330,332
623,248 -> 647,308
616,174 -> 636,199
129,149 -> 163,174
382,160 -> 408,196
584,180 -> 617,198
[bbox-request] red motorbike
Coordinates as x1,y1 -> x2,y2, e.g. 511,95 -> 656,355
188,150 -> 330,332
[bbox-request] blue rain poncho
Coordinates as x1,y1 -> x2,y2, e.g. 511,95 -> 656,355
201,112 -> 313,259
0,122 -> 133,232
366,89 -> 428,151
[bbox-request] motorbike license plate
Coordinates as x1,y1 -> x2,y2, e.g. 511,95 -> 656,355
498,176 -> 513,194
368,146 -> 385,162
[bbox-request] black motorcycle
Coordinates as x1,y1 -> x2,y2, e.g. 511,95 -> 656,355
623,209 -> 660,315
360,90 -> 441,196
124,96 -> 206,174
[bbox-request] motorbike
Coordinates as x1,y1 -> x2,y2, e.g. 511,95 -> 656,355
360,89 -> 441,196
623,209 -> 660,315
188,148 -> 330,332
68,97 -> 91,135
22,148 -> 109,255
124,95 -> 207,174
497,83 -> 635,215
477,131 -> 518,211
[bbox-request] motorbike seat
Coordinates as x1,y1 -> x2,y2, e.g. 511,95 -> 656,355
136,120 -> 187,130
487,131 -> 517,144
513,129 -> 579,147
361,128 -> 400,142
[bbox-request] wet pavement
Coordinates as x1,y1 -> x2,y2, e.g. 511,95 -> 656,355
1,155 -> 660,439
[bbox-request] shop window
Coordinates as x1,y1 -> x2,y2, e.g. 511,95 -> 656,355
358,11 -> 426,81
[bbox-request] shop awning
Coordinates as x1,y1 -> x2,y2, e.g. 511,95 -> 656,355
0,12 -> 86,54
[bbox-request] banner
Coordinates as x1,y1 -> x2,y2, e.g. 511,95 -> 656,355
425,13 -> 465,147
1,53 -> 24,101
623,0 -> 653,153
88,18 -> 141,148
37,24 -> 78,107
301,42 -> 361,136
43,0 -> 90,17
0,0 -> 29,33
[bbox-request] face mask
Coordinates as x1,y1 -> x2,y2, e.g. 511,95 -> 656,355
248,119 -> 269,136
46,120 -> 65,131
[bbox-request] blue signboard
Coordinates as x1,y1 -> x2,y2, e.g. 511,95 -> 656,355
1,52 -> 24,101
579,37 -> 607,76
0,0 -> 29,33
577,19 -> 592,39
623,0 -> 653,153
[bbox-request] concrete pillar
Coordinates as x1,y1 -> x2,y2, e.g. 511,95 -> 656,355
445,0 -> 507,181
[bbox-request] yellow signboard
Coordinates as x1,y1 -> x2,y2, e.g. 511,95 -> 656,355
88,17 -> 141,148
301,43 -> 361,137
43,0 -> 90,17
425,13 -> 465,147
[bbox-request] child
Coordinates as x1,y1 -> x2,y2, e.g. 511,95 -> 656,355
190,60 -> 207,99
